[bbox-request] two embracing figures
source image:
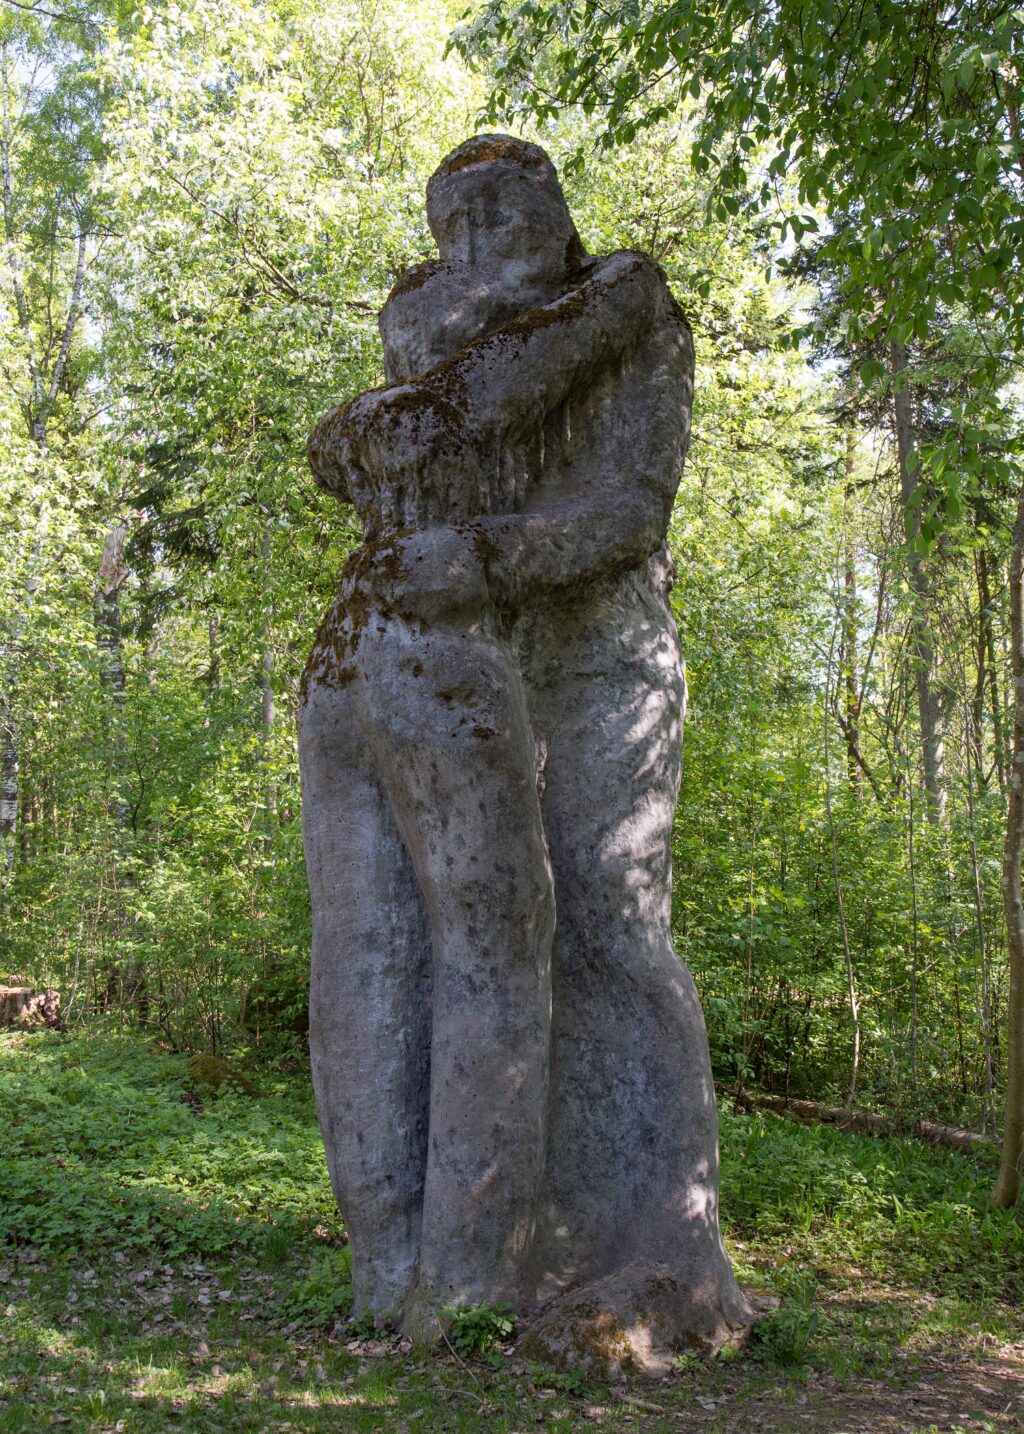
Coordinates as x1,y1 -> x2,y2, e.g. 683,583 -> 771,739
298,136 -> 749,1371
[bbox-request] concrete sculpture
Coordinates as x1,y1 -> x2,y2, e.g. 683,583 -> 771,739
299,135 -> 751,1373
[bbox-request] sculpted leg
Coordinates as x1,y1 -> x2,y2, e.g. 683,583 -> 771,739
521,565 -> 751,1369
299,671 -> 431,1317
359,620 -> 555,1331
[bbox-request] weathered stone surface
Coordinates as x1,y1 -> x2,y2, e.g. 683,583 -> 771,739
299,134 -> 750,1360
517,1262 -> 749,1379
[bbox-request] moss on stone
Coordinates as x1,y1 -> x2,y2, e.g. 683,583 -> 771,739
430,134 -> 550,181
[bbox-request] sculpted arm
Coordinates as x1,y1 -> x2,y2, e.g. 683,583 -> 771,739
475,486 -> 672,609
306,250 -> 692,607
432,251 -> 676,443
474,300 -> 694,605
307,253 -> 674,501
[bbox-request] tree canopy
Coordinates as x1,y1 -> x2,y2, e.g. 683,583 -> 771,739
1,0 -> 1023,1200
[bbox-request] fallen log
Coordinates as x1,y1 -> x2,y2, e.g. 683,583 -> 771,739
720,1085 -> 996,1154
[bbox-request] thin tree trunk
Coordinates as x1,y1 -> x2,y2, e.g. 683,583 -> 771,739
965,694 -> 997,1132
892,339 -> 945,823
973,556 -> 990,785
979,889 -> 998,1134
1,43 -> 33,870
0,522 -> 44,879
208,611 -> 221,703
1,47 -> 89,875
904,738 -> 921,1102
96,522 -> 146,1022
825,627 -> 860,1105
1,46 -> 44,418
992,480 -> 1024,1207
842,433 -> 860,790
97,523 -> 129,831
977,546 -> 1007,793
953,964 -> 969,1096
738,788 -> 759,1094
260,528 -> 276,852
145,634 -> 159,695
0,687 -> 17,873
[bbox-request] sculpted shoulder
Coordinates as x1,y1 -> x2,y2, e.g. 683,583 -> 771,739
590,250 -> 691,328
588,249 -> 694,378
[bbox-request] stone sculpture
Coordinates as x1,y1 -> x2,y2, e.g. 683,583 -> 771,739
299,135 -> 751,1373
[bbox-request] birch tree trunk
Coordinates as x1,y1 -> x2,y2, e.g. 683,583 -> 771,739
260,527 -> 276,851
891,339 -> 945,823
826,617 -> 860,1104
992,480 -> 1024,1208
1,43 -> 89,872
841,433 -> 860,790
977,546 -> 1007,794
96,522 -> 129,831
0,688 -> 17,873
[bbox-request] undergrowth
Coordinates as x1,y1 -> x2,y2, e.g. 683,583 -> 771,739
718,1103 -> 1024,1307
0,1029 -> 337,1259
444,1303 -> 516,1362
1,1028 -> 1023,1432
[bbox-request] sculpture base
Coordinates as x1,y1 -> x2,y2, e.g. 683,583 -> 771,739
515,1263 -> 754,1379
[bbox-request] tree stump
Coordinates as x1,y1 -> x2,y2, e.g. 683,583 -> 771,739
0,985 -> 65,1029
0,986 -> 36,1025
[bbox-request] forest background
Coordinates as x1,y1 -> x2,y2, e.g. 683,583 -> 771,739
2,0 -> 1021,1170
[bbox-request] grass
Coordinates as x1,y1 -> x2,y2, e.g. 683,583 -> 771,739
2,1026 -> 1023,1432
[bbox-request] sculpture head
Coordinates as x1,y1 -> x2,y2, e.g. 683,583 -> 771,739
426,134 -> 586,284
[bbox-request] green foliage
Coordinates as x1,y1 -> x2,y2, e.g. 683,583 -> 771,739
346,1307 -> 383,1340
187,1052 -> 258,1096
260,1219 -> 297,1265
752,1298 -> 820,1368
0,0 -> 478,1053
718,1104 -> 1024,1304
1,0 -> 1022,1159
0,1029 -> 1022,1428
526,1361 -> 592,1395
279,1247 -> 354,1330
0,1030 -> 337,1259
458,0 -> 1024,516
443,1301 -> 516,1358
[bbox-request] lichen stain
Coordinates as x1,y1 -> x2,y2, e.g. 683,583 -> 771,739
301,534 -> 415,699
431,134 -> 550,180
565,230 -> 587,272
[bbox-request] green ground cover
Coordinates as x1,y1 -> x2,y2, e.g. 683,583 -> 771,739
2,1028 -> 1023,1432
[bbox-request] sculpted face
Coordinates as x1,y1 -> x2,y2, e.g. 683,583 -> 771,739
379,135 -> 588,383
425,134 -> 584,282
